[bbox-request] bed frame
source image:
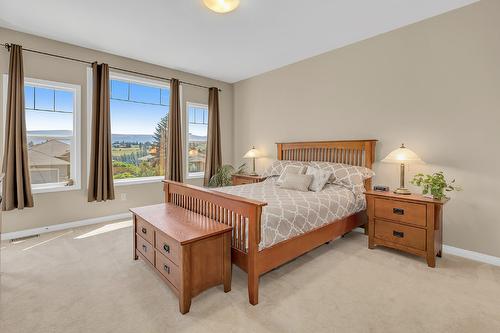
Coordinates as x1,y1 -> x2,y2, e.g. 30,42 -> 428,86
163,139 -> 377,305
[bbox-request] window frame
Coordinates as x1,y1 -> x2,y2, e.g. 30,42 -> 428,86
2,75 -> 81,194
86,69 -> 170,186
185,102 -> 209,180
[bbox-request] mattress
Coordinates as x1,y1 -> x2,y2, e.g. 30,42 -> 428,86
214,176 -> 366,250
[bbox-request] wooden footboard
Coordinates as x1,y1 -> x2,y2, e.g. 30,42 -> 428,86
163,139 -> 376,306
163,180 -> 266,304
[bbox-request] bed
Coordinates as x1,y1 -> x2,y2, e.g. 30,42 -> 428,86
163,140 -> 377,305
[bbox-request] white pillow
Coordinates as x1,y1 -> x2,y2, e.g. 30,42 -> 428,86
276,164 -> 307,185
310,161 -> 375,195
262,160 -> 310,177
305,166 -> 331,192
280,174 -> 313,192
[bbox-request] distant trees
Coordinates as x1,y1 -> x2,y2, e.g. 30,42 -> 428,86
111,115 -> 168,180
152,114 -> 168,175
112,160 -> 159,179
152,114 -> 168,163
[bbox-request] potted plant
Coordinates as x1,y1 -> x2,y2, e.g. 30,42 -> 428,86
208,164 -> 246,188
410,171 -> 461,200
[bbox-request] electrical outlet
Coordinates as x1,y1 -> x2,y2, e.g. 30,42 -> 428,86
120,193 -> 127,201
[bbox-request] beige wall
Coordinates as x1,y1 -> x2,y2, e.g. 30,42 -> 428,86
0,27 -> 234,233
233,1 -> 500,257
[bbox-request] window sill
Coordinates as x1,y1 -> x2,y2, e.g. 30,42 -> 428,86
114,176 -> 164,187
32,184 -> 81,194
186,172 -> 204,180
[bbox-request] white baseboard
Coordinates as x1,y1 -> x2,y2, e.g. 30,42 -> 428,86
442,245 -> 500,267
353,227 -> 500,267
1,212 -> 132,241
3,218 -> 500,267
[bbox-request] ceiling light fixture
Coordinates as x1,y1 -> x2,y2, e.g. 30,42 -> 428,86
203,0 -> 240,14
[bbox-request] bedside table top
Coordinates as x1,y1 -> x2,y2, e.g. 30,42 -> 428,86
364,190 -> 449,205
232,174 -> 266,180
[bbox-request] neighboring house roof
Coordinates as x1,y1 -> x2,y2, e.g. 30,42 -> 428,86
31,139 -> 70,158
28,150 -> 70,166
28,139 -> 70,166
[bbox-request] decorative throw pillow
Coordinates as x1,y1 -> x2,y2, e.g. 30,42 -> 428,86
305,166 -> 332,192
310,161 -> 375,195
262,160 -> 310,177
280,174 -> 313,192
276,164 -> 307,185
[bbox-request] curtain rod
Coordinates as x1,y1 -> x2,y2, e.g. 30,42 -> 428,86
1,43 -> 221,92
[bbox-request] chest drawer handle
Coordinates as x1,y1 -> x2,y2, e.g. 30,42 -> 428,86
393,208 -> 405,215
163,264 -> 170,274
142,244 -> 148,252
393,230 -> 405,238
141,227 -> 147,234
163,243 -> 170,253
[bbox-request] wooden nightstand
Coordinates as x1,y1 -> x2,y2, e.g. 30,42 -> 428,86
365,190 -> 448,267
231,174 -> 266,186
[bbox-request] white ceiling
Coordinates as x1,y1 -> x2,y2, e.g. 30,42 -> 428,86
0,0 -> 477,83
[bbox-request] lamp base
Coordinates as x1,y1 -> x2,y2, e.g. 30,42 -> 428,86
248,172 -> 258,176
394,188 -> 411,195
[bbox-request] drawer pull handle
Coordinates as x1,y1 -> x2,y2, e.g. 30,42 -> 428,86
163,264 -> 170,274
142,244 -> 148,252
393,230 -> 405,238
141,227 -> 147,234
163,243 -> 170,253
393,208 -> 405,215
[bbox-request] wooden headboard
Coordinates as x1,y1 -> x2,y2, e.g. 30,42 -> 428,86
276,140 -> 377,189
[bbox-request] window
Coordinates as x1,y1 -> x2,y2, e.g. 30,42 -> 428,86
109,73 -> 169,184
187,103 -> 208,178
2,76 -> 81,193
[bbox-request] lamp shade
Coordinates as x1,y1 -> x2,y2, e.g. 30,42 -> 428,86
243,147 -> 260,159
382,144 -> 423,164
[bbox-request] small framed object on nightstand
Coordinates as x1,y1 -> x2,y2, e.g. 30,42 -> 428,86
231,174 -> 266,186
365,190 -> 448,267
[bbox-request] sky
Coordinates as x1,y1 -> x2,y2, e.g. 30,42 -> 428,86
25,80 -> 208,137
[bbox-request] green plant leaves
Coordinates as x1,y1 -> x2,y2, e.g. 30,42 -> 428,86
410,171 -> 461,200
208,163 -> 247,188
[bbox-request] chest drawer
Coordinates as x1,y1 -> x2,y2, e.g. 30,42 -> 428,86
155,231 -> 180,266
374,198 -> 427,227
136,234 -> 155,264
136,217 -> 155,244
374,219 -> 426,251
155,251 -> 181,290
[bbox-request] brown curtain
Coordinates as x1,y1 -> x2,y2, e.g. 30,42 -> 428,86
88,62 -> 115,202
1,44 -> 34,211
167,78 -> 183,182
203,87 -> 222,186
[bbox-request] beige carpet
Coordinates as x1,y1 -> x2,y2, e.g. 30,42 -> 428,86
1,220 -> 499,333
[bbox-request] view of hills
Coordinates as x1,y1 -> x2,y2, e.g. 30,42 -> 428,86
27,130 -> 206,144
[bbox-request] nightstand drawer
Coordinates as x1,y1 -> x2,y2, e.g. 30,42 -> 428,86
233,178 -> 253,185
232,174 -> 266,186
374,219 -> 426,251
374,198 -> 427,227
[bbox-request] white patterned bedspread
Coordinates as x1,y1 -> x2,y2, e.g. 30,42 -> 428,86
214,177 -> 366,250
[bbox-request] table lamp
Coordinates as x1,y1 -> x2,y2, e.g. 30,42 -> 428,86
382,143 -> 423,195
243,147 -> 260,176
